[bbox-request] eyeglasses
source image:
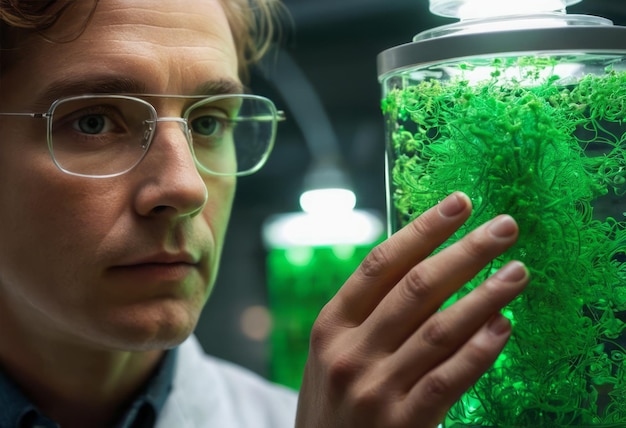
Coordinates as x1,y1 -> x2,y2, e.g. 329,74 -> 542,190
0,94 -> 285,178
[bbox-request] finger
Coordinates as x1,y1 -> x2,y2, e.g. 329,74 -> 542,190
385,261 -> 528,391
325,192 -> 472,327
361,214 -> 519,351
402,312 -> 514,427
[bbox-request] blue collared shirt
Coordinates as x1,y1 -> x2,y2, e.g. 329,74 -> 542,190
0,349 -> 177,428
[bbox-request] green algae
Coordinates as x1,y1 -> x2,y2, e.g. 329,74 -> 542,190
382,56 -> 626,426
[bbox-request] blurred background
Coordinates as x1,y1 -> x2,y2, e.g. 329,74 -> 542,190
195,0 -> 626,388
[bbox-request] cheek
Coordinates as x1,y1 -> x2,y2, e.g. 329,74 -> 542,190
0,122 -> 100,245
0,172 -> 87,321
204,177 -> 236,242
3,170 -> 121,247
0,186 -> 106,289
201,176 -> 236,268
0,142 -> 66,252
0,139 -> 125,295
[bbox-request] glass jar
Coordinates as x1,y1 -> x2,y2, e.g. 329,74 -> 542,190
378,8 -> 626,428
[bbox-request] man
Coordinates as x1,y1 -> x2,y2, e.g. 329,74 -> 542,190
0,0 -> 528,427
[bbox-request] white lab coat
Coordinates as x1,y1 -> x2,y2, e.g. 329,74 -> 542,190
156,335 -> 299,427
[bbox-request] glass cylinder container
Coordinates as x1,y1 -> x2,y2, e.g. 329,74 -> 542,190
263,210 -> 384,389
378,4 -> 626,427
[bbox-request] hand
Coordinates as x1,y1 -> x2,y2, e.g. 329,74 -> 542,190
295,192 -> 529,428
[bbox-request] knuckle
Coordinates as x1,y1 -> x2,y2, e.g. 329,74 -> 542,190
459,230 -> 495,260
326,350 -> 363,392
420,316 -> 451,348
406,211 -> 438,240
459,221 -> 512,260
308,322 -> 327,354
351,383 -> 387,411
400,266 -> 433,302
478,276 -> 507,305
463,336 -> 498,368
422,371 -> 453,400
359,244 -> 392,278
308,312 -> 335,356
308,319 -> 371,396
475,269 -> 524,310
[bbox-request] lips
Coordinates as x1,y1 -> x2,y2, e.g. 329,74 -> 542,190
109,251 -> 204,284
119,251 -> 201,267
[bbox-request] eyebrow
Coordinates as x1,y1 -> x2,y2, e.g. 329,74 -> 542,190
35,77 -> 147,109
33,76 -> 245,110
193,80 -> 245,96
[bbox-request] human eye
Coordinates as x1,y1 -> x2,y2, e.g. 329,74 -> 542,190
73,112 -> 117,135
190,115 -> 228,137
54,105 -> 127,139
188,106 -> 234,144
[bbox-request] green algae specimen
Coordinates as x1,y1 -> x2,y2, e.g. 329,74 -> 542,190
382,56 -> 626,426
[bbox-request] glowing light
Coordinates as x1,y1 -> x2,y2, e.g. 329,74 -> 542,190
299,188 -> 356,215
430,0 -> 581,20
459,0 -> 566,20
263,210 -> 383,248
331,244 -> 357,260
285,246 -> 314,266
413,62 -> 585,88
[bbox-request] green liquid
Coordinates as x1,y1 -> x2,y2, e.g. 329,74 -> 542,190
267,244 -> 378,389
383,56 -> 626,426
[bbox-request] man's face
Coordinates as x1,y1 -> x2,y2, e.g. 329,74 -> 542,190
0,0 -> 239,351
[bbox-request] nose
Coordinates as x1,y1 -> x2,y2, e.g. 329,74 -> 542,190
133,118 -> 208,218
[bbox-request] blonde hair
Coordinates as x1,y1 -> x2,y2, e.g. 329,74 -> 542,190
0,0 -> 285,80
219,0 -> 285,80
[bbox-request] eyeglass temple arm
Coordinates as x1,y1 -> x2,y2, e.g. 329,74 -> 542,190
0,112 -> 48,119
231,111 -> 286,122
0,111 -> 286,124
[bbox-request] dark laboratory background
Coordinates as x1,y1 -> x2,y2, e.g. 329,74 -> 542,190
195,0 -> 626,380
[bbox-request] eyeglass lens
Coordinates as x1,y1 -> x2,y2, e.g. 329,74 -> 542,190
49,95 -> 276,177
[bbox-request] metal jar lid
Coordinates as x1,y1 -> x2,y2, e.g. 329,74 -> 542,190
377,13 -> 626,80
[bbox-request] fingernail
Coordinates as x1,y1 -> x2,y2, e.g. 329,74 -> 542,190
488,215 -> 517,238
495,261 -> 528,282
488,313 -> 511,335
438,192 -> 467,218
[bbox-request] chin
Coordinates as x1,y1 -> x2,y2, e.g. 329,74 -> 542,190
97,299 -> 202,352
106,321 -> 197,352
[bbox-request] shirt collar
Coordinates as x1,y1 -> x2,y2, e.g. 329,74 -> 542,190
0,366 -> 45,428
115,347 -> 178,428
0,348 -> 178,428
